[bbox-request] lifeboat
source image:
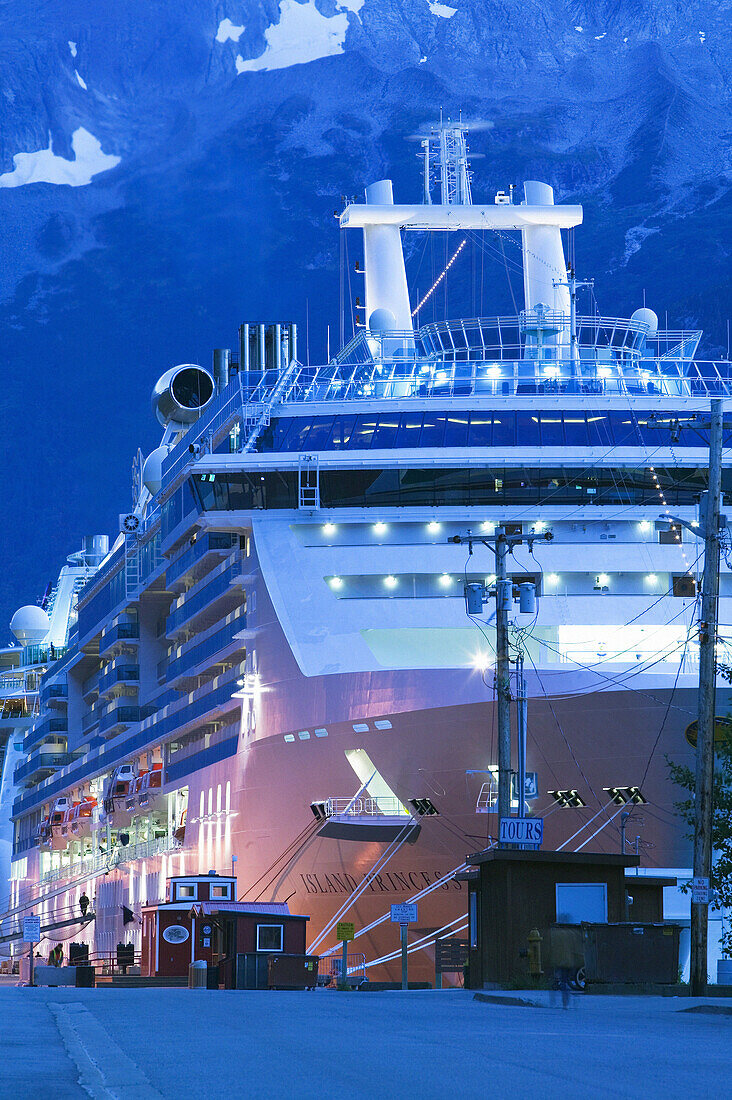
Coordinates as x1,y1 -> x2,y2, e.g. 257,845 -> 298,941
58,802 -> 81,844
173,807 -> 187,845
101,764 -> 136,825
50,797 -> 75,850
137,763 -> 163,810
70,797 -> 97,838
35,816 -> 51,846
125,772 -> 146,812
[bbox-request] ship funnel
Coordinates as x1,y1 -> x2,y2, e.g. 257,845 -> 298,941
151,364 -> 215,427
521,181 -> 571,323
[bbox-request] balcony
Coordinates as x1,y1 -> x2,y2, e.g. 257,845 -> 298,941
166,558 -> 244,637
97,663 -> 140,698
23,716 -> 67,752
99,621 -> 140,658
40,682 -> 68,708
14,749 -> 71,787
81,669 -> 101,701
166,610 -> 247,688
166,532 -> 240,591
99,703 -> 156,739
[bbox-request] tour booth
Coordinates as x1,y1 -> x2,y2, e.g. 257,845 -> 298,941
141,871 -> 315,989
464,849 -> 680,989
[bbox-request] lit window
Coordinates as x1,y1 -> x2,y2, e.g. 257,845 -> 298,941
352,723 -> 369,733
314,728 -> 328,738
256,924 -> 283,952
374,720 -> 392,730
298,731 -> 310,740
384,575 -> 398,589
284,734 -> 295,743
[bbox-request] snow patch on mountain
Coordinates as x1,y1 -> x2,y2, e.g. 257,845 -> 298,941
68,41 -> 77,57
428,2 -> 457,17
216,18 -> 245,42
75,70 -> 87,89
235,0 -> 349,72
0,129 -> 120,188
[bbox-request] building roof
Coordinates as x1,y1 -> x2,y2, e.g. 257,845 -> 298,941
467,848 -> 640,869
192,901 -> 309,920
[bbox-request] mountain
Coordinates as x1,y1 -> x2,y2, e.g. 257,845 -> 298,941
0,0 -> 730,629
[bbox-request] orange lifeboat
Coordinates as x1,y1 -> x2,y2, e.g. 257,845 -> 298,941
173,807 -> 187,844
70,797 -> 97,837
126,772 -> 146,811
138,763 -> 163,809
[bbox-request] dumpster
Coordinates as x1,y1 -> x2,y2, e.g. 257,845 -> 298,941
582,923 -> 680,984
267,954 -> 319,990
75,964 -> 96,988
236,952 -> 269,990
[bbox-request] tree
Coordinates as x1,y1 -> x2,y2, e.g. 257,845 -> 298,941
668,729 -> 732,957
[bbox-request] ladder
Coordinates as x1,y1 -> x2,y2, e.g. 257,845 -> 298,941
298,455 -> 320,509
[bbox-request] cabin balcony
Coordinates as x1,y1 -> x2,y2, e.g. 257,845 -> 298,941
97,663 -> 140,699
99,621 -> 140,658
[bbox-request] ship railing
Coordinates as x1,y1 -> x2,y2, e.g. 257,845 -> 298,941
324,797 -> 411,818
39,835 -> 177,885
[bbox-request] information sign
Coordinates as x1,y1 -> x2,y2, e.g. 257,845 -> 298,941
390,903 -> 418,924
691,877 -> 711,905
23,916 -> 40,942
336,921 -> 355,942
499,817 -> 544,845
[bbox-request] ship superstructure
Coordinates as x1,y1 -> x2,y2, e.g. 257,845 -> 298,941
4,124 -> 731,978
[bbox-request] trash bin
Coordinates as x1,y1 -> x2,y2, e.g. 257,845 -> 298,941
75,964 -> 96,988
188,960 -> 207,989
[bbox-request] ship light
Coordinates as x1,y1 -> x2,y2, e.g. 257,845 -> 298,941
323,523 -> 337,535
481,521 -> 495,534
543,366 -> 560,378
427,521 -> 441,533
486,366 -> 502,378
439,573 -> 452,587
373,522 -> 388,535
533,521 -> 545,532
646,574 -> 658,585
472,652 -> 490,672
598,573 -> 610,585
639,520 -> 651,532
547,573 -> 559,585
384,575 -> 398,589
597,367 -> 613,378
329,576 -> 343,589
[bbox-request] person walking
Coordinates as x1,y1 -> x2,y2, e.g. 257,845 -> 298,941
79,893 -> 90,918
550,919 -> 583,1008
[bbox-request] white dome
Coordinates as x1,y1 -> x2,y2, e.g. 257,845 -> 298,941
142,445 -> 171,496
631,307 -> 658,338
10,605 -> 50,646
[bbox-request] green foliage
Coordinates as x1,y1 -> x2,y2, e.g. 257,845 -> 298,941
667,736 -> 732,958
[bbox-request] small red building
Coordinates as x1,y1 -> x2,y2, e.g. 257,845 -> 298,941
141,871 -> 311,988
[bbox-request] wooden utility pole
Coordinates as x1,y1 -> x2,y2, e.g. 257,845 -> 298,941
691,398 -> 723,996
495,530 -> 512,829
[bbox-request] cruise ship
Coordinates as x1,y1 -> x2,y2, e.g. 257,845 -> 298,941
2,122 -> 729,981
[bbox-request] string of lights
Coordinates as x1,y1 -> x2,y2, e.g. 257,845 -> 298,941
411,237 -> 467,317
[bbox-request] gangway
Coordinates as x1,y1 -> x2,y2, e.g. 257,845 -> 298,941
0,904 -> 95,946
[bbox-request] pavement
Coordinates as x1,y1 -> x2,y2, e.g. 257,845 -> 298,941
1,986 -> 731,1099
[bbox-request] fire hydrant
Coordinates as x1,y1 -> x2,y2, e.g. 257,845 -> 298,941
527,928 -> 543,977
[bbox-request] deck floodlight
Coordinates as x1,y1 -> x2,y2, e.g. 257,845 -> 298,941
604,787 -> 628,804
409,797 -> 439,817
626,786 -> 648,804
549,789 -> 586,808
310,801 -> 328,821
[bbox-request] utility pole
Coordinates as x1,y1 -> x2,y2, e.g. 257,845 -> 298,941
691,398 -> 723,996
450,526 -> 552,840
495,529 -> 512,827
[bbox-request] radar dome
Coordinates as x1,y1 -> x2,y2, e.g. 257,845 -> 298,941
631,308 -> 658,339
142,445 -> 172,496
368,308 -> 397,334
10,605 -> 50,646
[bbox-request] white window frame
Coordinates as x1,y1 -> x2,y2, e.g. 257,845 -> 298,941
210,883 -> 231,900
256,923 -> 284,952
175,882 -> 198,900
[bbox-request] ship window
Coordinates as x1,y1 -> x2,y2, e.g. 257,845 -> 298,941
331,415 -> 358,448
468,416 -> 493,446
298,731 -> 310,740
515,413 -> 540,446
256,924 -> 283,952
303,417 -> 335,450
350,417 -> 377,448
314,728 -> 328,737
352,723 -> 369,733
444,416 -> 469,447
537,416 -> 564,446
396,414 -> 423,446
420,415 -> 446,447
491,417 -> 514,447
371,418 -> 400,448
374,720 -> 392,730
284,734 -> 295,743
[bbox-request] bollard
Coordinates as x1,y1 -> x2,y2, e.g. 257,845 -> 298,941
188,960 -> 207,989
527,928 -> 543,977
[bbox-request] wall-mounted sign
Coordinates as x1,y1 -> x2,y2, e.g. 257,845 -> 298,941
162,924 -> 190,944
